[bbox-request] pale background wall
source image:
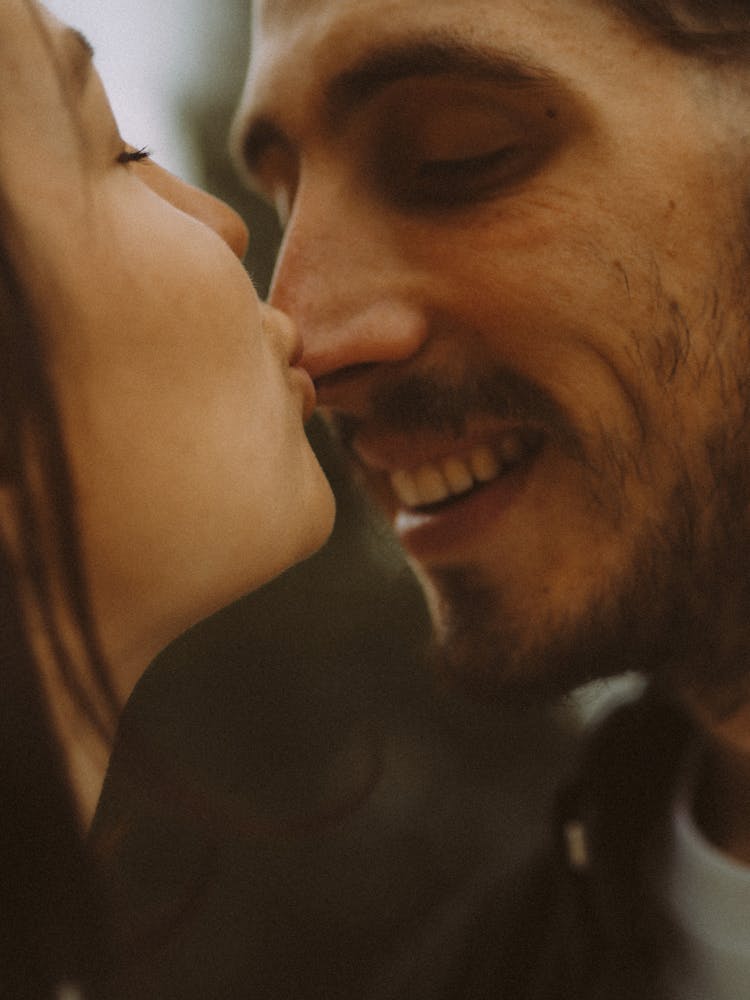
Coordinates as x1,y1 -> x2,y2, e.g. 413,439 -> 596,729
45,0 -> 240,180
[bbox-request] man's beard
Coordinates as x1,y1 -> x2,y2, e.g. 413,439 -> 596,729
425,417 -> 750,716
419,243 -> 750,713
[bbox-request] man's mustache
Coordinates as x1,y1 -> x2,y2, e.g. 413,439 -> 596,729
334,368 -> 583,458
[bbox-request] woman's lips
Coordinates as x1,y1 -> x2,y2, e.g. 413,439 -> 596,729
291,364 -> 317,422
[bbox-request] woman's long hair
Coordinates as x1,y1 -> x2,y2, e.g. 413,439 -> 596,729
0,24 -> 119,995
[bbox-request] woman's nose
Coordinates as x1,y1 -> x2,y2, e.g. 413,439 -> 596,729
134,160 -> 249,260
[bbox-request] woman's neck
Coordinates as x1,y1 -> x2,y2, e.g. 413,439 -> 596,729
29,610 -> 137,830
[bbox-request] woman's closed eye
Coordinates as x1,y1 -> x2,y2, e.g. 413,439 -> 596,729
117,145 -> 152,166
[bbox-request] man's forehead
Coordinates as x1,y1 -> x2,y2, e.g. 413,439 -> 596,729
254,0 -> 367,32
250,0 -> 632,76
253,0 -> 429,49
247,0 -> 639,123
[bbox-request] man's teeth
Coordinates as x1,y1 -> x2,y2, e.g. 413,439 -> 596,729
389,433 -> 530,509
443,456 -> 474,494
470,446 -> 500,483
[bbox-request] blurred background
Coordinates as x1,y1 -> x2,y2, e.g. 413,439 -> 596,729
42,3 -> 585,997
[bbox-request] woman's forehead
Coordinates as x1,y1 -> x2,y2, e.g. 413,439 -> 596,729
0,1 -> 92,105
0,1 -> 97,186
0,1 -> 98,273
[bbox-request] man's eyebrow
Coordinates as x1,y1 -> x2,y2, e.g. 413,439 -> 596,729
240,35 -> 555,176
326,36 -> 556,126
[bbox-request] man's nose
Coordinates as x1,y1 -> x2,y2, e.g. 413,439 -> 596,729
268,178 -> 428,388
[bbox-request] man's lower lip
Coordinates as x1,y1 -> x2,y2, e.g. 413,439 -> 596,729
393,461 -> 533,559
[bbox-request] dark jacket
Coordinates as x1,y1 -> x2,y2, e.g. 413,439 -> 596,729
90,640 -> 581,1000
446,690 -> 695,1000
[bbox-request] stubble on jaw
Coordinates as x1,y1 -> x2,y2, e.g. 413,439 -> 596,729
421,485 -> 696,709
424,263 -> 750,714
424,453 -> 750,715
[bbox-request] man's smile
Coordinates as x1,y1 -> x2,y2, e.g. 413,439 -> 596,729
386,426 -> 545,510
350,421 -> 547,558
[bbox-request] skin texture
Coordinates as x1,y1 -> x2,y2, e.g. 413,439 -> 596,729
0,1 -> 335,818
237,0 -> 750,706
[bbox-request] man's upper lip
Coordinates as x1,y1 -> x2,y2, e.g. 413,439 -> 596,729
353,423 -> 543,473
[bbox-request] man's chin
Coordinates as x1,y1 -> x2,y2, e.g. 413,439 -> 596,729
420,558 -> 686,710
427,615 -> 607,710
422,567 -> 585,707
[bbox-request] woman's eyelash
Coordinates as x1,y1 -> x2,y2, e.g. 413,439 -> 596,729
117,146 -> 152,165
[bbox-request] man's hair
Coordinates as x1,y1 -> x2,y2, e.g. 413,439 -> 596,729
612,0 -> 750,56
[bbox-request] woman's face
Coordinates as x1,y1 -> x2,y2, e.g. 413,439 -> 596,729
1,1 -> 335,696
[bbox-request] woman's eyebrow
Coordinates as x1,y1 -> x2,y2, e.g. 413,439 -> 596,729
63,26 -> 95,96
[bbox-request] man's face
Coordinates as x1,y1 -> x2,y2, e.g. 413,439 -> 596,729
237,0 -> 750,703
